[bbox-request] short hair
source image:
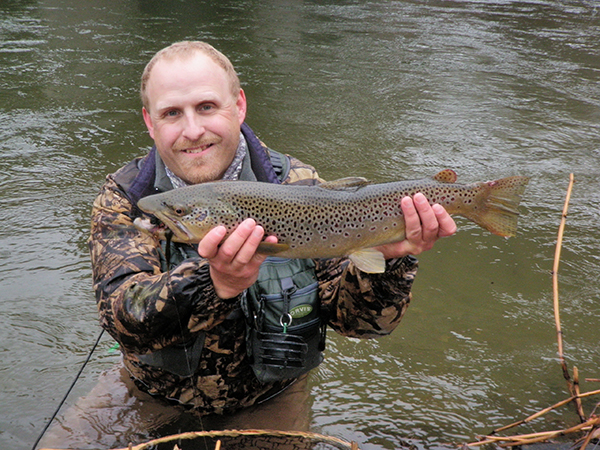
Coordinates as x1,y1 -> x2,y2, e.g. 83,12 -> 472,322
140,41 -> 240,110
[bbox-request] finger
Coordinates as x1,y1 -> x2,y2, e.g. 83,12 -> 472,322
432,204 -> 457,237
412,193 -> 438,242
401,196 -> 422,241
263,235 -> 278,244
232,224 -> 267,266
198,226 -> 228,259
215,218 -> 257,263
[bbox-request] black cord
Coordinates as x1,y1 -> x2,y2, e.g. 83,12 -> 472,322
31,230 -> 196,448
31,328 -> 105,450
164,231 -> 209,448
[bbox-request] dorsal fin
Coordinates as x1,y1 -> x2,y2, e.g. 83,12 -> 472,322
432,169 -> 458,183
318,177 -> 370,192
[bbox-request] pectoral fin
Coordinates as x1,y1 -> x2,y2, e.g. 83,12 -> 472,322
257,242 -> 290,255
348,248 -> 386,273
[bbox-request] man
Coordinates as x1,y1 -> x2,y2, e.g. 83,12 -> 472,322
67,41 -> 455,445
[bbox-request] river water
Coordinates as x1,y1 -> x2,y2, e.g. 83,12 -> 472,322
1,1 -> 599,449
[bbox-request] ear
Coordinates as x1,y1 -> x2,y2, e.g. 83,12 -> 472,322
236,89 -> 247,125
142,107 -> 155,139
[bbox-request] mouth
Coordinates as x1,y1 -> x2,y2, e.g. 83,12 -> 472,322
182,143 -> 214,154
158,214 -> 197,242
133,216 -> 196,243
134,217 -> 169,239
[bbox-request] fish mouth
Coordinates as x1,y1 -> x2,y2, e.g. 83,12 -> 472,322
155,214 -> 197,243
133,215 -> 196,243
137,197 -> 196,242
134,217 -> 169,239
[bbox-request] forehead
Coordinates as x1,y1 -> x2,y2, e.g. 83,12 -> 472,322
146,53 -> 232,106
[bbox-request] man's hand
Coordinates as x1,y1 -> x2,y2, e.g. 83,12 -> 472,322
198,218 -> 276,299
375,192 -> 457,259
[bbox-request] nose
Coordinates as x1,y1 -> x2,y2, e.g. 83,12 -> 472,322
181,110 -> 205,141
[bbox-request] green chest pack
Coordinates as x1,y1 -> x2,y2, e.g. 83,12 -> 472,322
241,257 -> 326,383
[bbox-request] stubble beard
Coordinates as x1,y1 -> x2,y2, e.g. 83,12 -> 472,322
173,139 -> 236,185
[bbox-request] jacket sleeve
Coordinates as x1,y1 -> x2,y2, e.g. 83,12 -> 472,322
282,155 -> 418,338
316,256 -> 417,338
88,176 -> 240,355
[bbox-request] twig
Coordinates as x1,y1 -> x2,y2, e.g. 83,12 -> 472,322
574,366 -> 586,420
40,429 -> 360,450
552,174 -> 574,365
551,173 -> 585,421
466,174 -> 600,448
468,416 -> 600,447
491,396 -> 578,434
579,424 -> 599,450
489,390 -> 600,436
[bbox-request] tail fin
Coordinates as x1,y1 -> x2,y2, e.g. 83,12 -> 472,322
468,176 -> 530,237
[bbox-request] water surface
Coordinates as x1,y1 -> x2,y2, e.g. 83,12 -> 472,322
1,1 -> 599,449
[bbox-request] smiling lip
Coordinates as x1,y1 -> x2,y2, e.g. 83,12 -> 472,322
183,143 -> 213,154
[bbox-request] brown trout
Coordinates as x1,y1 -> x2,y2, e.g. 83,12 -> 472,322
134,169 -> 529,273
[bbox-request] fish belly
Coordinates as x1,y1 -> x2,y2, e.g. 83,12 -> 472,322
241,187 -> 408,259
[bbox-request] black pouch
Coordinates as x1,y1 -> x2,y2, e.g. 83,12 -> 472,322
242,257 -> 326,383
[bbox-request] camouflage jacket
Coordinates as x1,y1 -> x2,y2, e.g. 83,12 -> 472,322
88,123 -> 418,415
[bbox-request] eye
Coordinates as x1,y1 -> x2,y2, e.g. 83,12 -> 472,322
198,103 -> 215,112
171,205 -> 190,216
162,109 -> 180,118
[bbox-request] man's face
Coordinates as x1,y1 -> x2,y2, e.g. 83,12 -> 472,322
142,53 -> 247,185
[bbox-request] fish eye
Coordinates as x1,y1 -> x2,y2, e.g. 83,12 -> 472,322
171,205 -> 190,216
